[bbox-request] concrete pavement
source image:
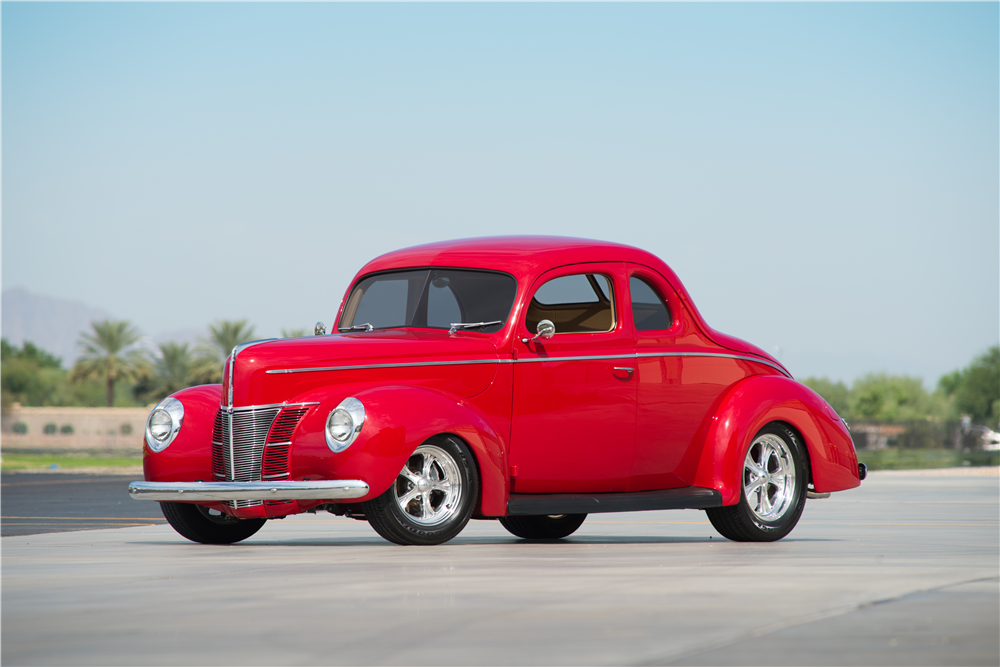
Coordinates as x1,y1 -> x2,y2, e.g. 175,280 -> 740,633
2,469 -> 997,666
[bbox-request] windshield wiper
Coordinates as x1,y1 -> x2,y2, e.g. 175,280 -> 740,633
449,320 -> 503,334
338,323 -> 374,332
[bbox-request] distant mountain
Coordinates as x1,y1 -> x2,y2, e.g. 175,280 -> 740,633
1,288 -> 113,368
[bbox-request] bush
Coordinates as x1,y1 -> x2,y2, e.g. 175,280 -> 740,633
60,424 -> 74,434
13,422 -> 27,434
43,422 -> 57,435
120,423 -> 133,436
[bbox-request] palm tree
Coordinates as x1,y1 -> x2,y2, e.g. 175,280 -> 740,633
192,320 -> 257,384
151,342 -> 195,399
70,320 -> 150,407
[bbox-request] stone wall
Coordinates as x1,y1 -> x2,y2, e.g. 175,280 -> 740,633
1,405 -> 148,451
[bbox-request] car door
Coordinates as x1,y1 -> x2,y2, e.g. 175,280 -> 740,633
509,263 -> 637,493
627,265 -> 757,491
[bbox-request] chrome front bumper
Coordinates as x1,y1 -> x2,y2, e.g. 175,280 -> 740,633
128,480 -> 370,501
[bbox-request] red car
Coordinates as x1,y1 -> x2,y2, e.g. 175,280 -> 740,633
130,237 -> 864,545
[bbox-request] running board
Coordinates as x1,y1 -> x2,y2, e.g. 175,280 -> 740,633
507,487 -> 723,516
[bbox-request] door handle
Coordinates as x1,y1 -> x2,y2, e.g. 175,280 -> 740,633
614,367 -> 634,374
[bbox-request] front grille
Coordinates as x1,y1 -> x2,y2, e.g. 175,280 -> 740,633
262,445 -> 290,479
210,405 -> 309,508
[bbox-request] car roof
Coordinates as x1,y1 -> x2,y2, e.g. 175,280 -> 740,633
348,236 -> 787,373
357,236 -> 663,278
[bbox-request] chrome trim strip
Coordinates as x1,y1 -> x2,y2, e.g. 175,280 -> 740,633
634,352 -> 790,376
128,480 -> 370,501
263,352 -> 788,376
217,402 -> 321,412
227,397 -> 235,480
266,359 -> 510,374
227,339 -> 280,409
513,354 -> 636,363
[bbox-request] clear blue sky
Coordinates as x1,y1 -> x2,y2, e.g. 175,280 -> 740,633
3,2 -> 997,386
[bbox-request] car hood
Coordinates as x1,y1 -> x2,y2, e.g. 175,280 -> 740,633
226,329 -> 501,406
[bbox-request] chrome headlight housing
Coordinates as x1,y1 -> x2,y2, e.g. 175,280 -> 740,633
326,397 -> 365,452
145,397 -> 184,452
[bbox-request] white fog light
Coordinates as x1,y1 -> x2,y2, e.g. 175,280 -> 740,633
145,396 -> 184,452
326,397 -> 365,452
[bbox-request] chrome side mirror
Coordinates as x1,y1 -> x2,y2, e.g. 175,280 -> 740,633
521,319 -> 555,344
314,321 -> 326,336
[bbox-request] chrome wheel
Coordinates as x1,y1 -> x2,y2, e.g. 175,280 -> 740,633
393,444 -> 464,527
743,433 -> 797,521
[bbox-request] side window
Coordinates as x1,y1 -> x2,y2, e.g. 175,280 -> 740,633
526,274 -> 615,334
630,276 -> 673,331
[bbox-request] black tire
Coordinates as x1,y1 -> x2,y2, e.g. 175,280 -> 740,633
160,502 -> 266,545
363,436 -> 478,545
499,514 -> 587,540
706,423 -> 807,542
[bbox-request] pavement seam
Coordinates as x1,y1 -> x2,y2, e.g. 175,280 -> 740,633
632,576 -> 1000,666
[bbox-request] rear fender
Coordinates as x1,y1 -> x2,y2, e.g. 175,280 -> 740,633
692,375 -> 860,505
288,385 -> 508,516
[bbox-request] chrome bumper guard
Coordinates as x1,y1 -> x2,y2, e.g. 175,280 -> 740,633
128,480 -> 370,501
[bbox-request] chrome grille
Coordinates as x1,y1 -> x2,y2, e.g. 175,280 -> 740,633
210,405 -> 311,507
211,406 -> 281,508
262,445 -> 291,479
267,408 -> 309,444
261,407 -> 308,480
211,411 -> 226,479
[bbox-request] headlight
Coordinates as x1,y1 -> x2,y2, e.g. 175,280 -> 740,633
145,397 -> 184,452
326,397 -> 365,452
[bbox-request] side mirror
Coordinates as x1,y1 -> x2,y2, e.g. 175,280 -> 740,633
521,319 -> 555,344
315,321 -> 326,336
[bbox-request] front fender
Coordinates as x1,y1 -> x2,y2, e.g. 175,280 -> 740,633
289,385 -> 508,516
692,375 -> 860,505
142,384 -> 221,483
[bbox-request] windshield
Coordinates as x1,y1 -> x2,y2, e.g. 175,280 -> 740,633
339,269 -> 517,333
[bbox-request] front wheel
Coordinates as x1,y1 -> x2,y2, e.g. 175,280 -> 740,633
706,423 -> 807,542
499,514 -> 587,540
363,436 -> 478,545
160,502 -> 266,544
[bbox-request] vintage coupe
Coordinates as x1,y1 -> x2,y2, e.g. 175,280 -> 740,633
130,237 -> 865,545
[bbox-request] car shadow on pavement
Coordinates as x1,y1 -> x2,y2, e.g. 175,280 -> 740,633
125,534 -> 834,547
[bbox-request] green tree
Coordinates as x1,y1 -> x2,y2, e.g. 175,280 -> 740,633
192,320 -> 257,384
1,339 -> 66,409
148,342 -> 196,401
70,321 -> 150,407
281,328 -> 308,338
938,345 -> 1000,426
850,373 -> 946,422
801,377 -> 851,420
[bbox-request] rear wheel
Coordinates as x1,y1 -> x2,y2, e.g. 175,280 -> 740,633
363,436 -> 478,545
706,423 -> 806,542
160,502 -> 266,544
499,514 -> 587,540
